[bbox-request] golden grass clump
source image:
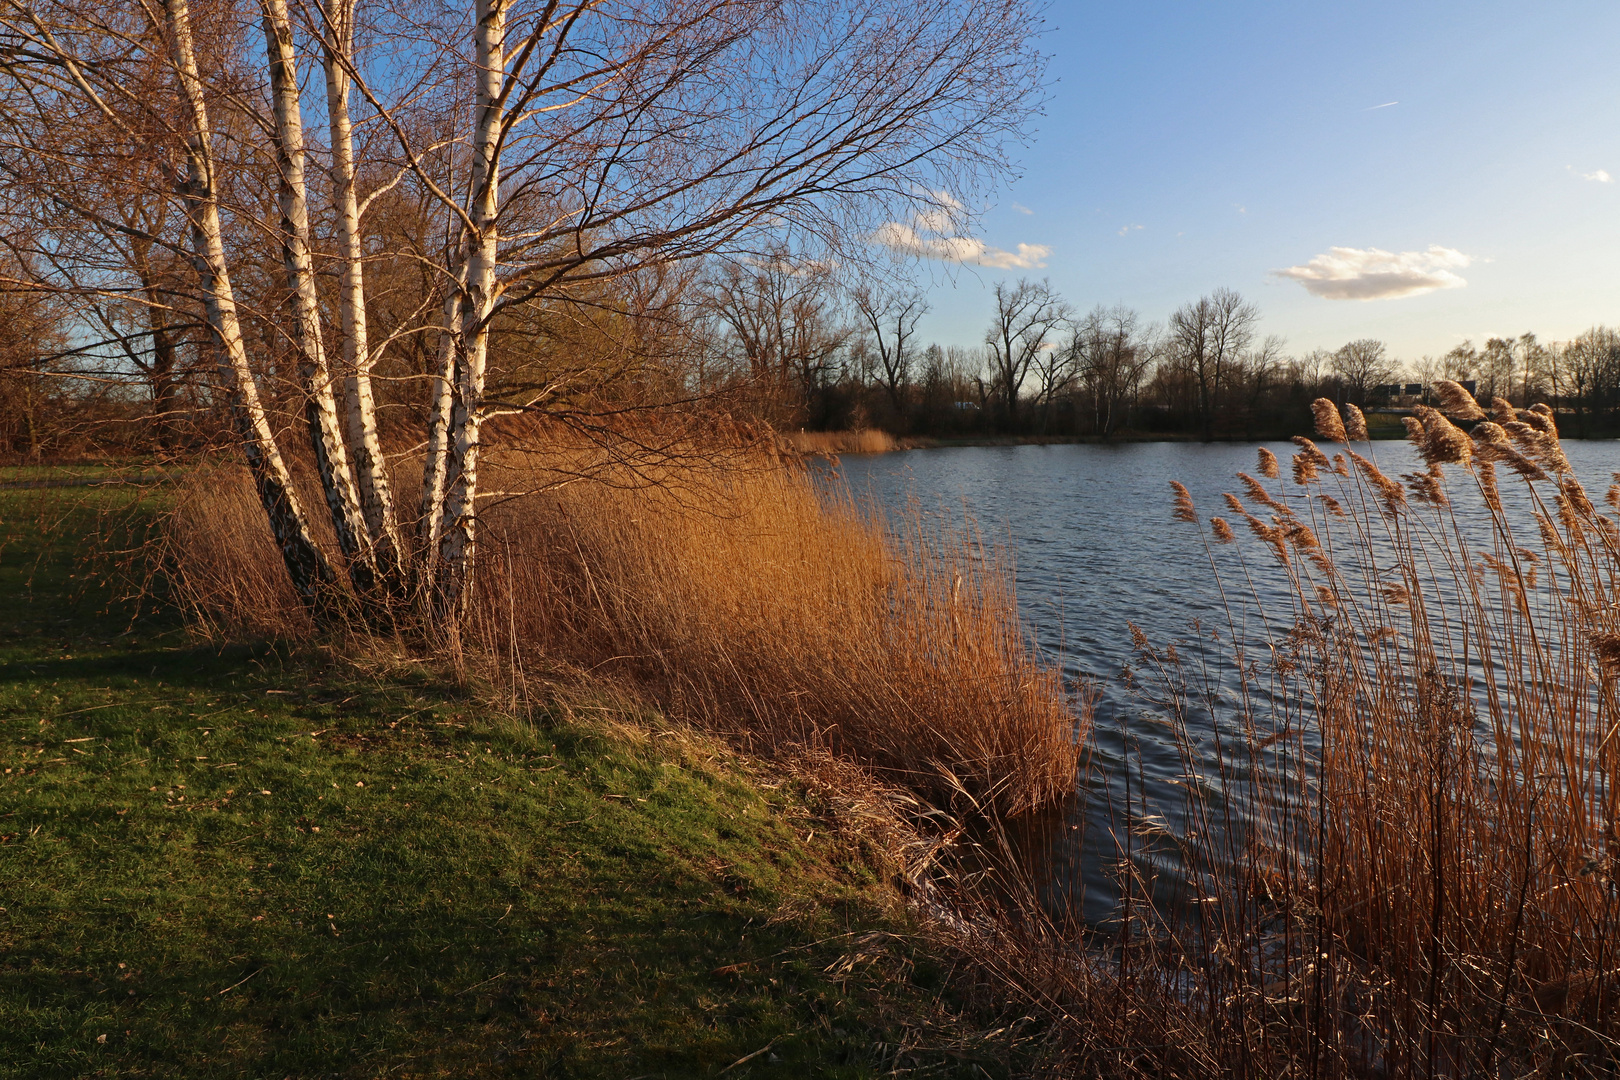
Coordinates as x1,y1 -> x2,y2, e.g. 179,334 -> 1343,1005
471,453 -> 1081,814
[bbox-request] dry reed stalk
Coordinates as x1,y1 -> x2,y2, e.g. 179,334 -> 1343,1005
1103,397 -> 1620,1076
935,398 -> 1619,1078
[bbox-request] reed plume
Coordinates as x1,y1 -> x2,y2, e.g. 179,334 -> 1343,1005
1344,402 -> 1369,441
1435,378 -> 1487,420
1311,397 -> 1349,442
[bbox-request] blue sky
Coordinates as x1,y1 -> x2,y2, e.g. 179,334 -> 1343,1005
904,1 -> 1620,368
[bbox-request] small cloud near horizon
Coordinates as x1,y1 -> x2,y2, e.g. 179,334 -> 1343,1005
1366,100 -> 1399,110
1117,223 -> 1143,237
873,191 -> 1050,269
1569,165 -> 1613,183
1273,245 -> 1471,301
1010,201 -> 1034,215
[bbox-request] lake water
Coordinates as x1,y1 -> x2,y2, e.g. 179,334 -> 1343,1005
831,438 -> 1620,922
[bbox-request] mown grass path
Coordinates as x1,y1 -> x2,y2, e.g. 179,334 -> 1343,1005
0,486 -> 1021,1078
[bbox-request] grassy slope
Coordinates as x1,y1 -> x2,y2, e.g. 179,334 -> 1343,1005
0,487 -> 1024,1078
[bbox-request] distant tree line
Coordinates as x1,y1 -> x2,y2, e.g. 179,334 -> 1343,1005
9,241 -> 1620,461
693,267 -> 1620,440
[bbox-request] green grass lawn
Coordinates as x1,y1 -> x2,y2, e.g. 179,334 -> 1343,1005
0,485 -> 1026,1078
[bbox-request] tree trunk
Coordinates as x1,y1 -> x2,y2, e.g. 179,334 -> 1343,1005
261,0 -> 377,595
321,0 -> 406,590
433,0 -> 504,616
161,0 -> 339,613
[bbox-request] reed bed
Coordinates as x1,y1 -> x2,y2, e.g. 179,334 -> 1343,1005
468,451 -> 1080,814
936,391 -> 1620,1077
779,427 -> 900,455
156,443 -> 1081,816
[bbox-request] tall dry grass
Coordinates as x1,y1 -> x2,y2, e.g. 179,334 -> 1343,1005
935,394 -> 1620,1077
157,444 -> 1081,815
469,453 -> 1080,813
779,428 -> 900,455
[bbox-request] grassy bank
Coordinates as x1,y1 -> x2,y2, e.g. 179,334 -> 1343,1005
0,485 -> 1034,1077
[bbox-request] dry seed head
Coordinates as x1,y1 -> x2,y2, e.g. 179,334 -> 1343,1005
1287,521 -> 1321,550
1413,406 -> 1472,466
1317,493 -> 1347,518
1210,517 -> 1235,544
1240,472 -> 1289,512
1504,421 -> 1571,475
1561,477 -> 1596,518
1477,460 -> 1502,514
1348,450 -> 1407,515
1403,416 -> 1424,440
1536,512 -> 1562,550
1518,409 -> 1552,433
1599,517 -> 1620,548
1608,484 -> 1620,512
1528,402 -> 1558,435
1558,494 -> 1583,536
1403,467 -> 1449,507
1223,492 -> 1246,514
1311,398 -> 1349,442
1291,436 -> 1332,470
1257,447 -> 1280,479
1170,481 -> 1198,523
1332,453 -> 1350,476
1291,452 -> 1318,485
1381,583 -> 1410,605
1315,584 -> 1339,606
1308,550 -> 1334,574
1492,397 -> 1517,425
1344,403 -> 1369,441
1592,632 -> 1620,678
1435,379 -> 1487,420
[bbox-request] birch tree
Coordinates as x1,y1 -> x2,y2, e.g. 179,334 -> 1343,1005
1,0 -> 1047,625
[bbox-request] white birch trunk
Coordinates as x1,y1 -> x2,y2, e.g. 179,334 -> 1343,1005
160,0 -> 338,610
433,0 -> 504,614
260,0 -> 377,594
419,282 -> 463,569
320,0 -> 405,588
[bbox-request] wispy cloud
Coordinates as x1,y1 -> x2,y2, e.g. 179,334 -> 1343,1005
873,192 -> 1050,269
1273,245 -> 1470,301
1010,201 -> 1034,215
1117,223 -> 1143,237
1569,165 -> 1613,183
1366,100 -> 1399,110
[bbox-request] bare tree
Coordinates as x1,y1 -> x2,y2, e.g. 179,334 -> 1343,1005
1168,287 -> 1257,440
1331,338 -> 1394,405
703,253 -> 851,422
1072,304 -> 1155,438
984,277 -> 1067,428
852,283 -> 926,421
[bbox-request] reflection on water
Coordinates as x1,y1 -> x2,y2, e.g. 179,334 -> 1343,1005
830,439 -> 1620,923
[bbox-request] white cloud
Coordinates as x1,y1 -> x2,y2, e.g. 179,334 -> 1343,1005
1570,165 -> 1613,183
1117,224 -> 1143,237
1010,201 -> 1034,215
1273,245 -> 1471,301
873,195 -> 1050,269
